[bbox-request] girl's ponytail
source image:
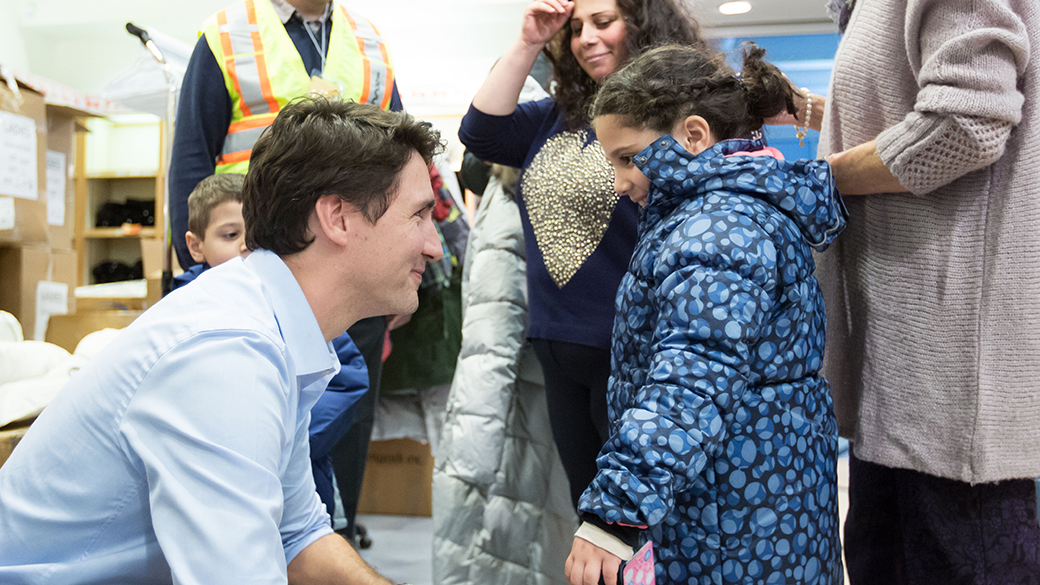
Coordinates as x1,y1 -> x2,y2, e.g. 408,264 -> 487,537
739,43 -> 798,126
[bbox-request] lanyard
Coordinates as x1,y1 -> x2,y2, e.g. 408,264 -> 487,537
302,2 -> 332,74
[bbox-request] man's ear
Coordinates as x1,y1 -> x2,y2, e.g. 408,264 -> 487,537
313,194 -> 355,246
674,115 -> 715,156
186,231 -> 207,264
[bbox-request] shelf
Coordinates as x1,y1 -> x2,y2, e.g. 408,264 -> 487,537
86,171 -> 159,180
84,227 -> 157,239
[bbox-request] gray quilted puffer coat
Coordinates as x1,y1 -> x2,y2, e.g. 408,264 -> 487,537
432,172 -> 577,585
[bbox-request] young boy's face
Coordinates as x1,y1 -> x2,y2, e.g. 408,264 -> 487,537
186,201 -> 249,267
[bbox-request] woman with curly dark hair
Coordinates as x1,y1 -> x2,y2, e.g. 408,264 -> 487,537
458,0 -> 702,521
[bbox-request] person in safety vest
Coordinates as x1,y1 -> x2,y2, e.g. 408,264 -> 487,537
169,0 -> 404,547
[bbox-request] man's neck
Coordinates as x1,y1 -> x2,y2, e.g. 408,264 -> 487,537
281,251 -> 360,343
285,0 -> 330,21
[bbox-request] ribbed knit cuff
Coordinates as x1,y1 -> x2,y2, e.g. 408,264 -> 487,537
574,522 -> 636,561
876,112 -> 1013,195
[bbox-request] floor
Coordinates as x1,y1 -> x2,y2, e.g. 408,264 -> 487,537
355,452 -> 852,585
356,514 -> 434,585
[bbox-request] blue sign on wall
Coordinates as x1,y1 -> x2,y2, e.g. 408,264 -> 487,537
715,34 -> 841,160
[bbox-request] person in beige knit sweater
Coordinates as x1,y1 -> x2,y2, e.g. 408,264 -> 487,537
771,0 -> 1040,581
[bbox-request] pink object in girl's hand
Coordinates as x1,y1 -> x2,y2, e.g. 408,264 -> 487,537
623,541 -> 656,585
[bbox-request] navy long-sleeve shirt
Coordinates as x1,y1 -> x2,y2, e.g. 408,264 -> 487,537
458,100 -> 639,349
169,15 -> 403,270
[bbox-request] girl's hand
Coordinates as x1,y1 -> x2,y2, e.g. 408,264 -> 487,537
520,0 -> 574,48
565,537 -> 622,585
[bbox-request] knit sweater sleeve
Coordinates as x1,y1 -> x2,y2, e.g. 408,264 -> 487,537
875,0 -> 1029,195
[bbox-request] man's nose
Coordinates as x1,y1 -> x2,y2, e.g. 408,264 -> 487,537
423,219 -> 444,262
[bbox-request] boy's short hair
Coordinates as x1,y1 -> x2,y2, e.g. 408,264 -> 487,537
187,174 -> 246,239
243,97 -> 443,256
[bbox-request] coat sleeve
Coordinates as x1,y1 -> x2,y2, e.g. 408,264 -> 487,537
578,210 -> 777,530
875,0 -> 1028,194
308,332 -> 368,461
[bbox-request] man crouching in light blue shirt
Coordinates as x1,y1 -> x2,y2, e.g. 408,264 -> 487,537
0,97 -> 443,585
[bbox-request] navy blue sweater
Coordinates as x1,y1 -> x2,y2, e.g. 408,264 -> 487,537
169,15 -> 403,270
459,100 -> 639,349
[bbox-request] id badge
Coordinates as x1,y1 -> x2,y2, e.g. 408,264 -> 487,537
308,75 -> 341,99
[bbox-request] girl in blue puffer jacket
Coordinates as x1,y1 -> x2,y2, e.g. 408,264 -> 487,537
564,44 -> 847,585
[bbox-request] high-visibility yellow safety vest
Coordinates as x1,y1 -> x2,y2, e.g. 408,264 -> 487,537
202,0 -> 395,174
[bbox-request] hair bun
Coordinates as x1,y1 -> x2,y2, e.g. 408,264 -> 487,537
739,43 -> 797,124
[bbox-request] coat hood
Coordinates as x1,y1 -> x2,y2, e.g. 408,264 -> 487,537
635,135 -> 847,251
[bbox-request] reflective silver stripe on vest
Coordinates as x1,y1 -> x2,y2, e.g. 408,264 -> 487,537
221,125 -> 269,158
349,16 -> 389,105
220,2 -> 274,116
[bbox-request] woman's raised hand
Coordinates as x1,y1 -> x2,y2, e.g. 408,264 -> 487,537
521,0 -> 575,48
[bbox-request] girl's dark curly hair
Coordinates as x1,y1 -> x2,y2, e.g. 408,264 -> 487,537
545,0 -> 704,131
592,43 -> 798,141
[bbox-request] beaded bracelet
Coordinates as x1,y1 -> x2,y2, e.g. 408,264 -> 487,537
796,87 -> 813,147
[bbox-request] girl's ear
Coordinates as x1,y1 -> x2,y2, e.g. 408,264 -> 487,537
673,115 -> 715,156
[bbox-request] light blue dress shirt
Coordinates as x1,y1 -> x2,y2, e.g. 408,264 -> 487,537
0,250 -> 339,584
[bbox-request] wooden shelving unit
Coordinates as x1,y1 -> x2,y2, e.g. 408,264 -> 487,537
73,115 -> 165,286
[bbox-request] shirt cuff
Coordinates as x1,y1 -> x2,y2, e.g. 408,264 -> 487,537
574,522 -> 636,561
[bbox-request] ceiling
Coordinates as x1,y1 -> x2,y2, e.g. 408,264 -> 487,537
7,0 -> 835,90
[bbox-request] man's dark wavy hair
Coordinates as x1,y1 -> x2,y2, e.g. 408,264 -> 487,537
242,97 -> 443,255
545,0 -> 704,131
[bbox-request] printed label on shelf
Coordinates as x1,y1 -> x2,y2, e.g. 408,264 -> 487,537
46,150 -> 67,225
0,111 -> 38,200
0,197 -> 13,230
34,281 -> 69,341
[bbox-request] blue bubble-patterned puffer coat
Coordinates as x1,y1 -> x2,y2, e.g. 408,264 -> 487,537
578,136 -> 847,584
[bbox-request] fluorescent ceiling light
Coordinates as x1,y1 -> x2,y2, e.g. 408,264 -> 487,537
718,1 -> 752,15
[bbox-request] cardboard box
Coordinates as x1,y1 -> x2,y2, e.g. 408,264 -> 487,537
45,309 -> 142,353
356,439 -> 434,517
0,419 -> 32,470
0,77 -> 49,246
43,110 -> 82,251
0,245 -> 77,341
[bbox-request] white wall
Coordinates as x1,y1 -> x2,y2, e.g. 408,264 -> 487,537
0,0 -> 29,71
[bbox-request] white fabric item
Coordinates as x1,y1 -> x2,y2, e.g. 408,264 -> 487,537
74,328 -> 124,361
0,341 -> 70,386
371,383 -> 450,455
574,522 -> 634,562
0,311 -> 22,342
0,325 -> 123,427
432,174 -> 576,585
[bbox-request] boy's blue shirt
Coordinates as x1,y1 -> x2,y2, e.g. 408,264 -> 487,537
578,135 -> 847,584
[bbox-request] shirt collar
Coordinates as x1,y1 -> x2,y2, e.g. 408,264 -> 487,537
269,0 -> 333,25
243,249 -> 338,378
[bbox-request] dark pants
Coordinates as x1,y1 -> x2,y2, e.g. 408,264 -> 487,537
845,451 -> 1040,585
330,315 -> 386,539
530,338 -> 611,509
